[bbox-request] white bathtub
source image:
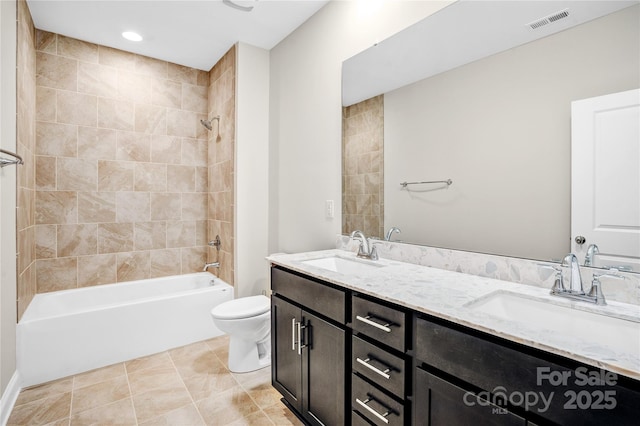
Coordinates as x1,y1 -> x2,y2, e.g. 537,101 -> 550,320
17,273 -> 233,387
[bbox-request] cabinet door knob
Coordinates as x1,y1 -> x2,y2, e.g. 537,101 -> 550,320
356,357 -> 391,379
355,396 -> 391,424
356,314 -> 393,333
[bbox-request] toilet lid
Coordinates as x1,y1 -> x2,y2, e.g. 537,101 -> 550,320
210,295 -> 270,319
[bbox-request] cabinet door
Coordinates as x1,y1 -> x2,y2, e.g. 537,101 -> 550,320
303,311 -> 346,426
272,295 -> 302,413
415,368 -> 525,426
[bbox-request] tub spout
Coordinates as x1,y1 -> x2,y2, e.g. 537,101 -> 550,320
203,262 -> 220,272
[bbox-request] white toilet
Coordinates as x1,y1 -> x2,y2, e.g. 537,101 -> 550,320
210,295 -> 271,373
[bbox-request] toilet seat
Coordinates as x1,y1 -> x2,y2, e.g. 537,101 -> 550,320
210,295 -> 270,320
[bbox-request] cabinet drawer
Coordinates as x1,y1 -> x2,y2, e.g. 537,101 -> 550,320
352,295 -> 406,351
271,267 -> 345,323
352,373 -> 405,426
415,368 -> 526,426
353,336 -> 405,398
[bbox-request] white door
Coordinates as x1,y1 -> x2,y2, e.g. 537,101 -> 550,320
571,88 -> 640,271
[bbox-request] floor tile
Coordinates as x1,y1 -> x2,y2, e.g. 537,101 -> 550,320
125,351 -> 173,374
226,409 -> 274,425
14,377 -> 73,407
128,364 -> 184,395
73,363 -> 126,390
195,385 -> 261,425
71,375 -> 129,415
172,349 -> 221,379
131,383 -> 193,424
138,403 -> 205,426
68,397 -> 136,426
7,391 -> 72,426
261,401 -> 304,426
182,368 -> 239,402
168,341 -> 212,361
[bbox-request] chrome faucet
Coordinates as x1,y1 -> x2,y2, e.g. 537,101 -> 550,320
584,244 -> 599,267
548,253 -> 618,305
350,230 -> 378,260
385,227 -> 401,242
203,262 -> 220,272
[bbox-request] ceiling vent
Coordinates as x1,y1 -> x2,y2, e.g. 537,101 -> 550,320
527,9 -> 570,30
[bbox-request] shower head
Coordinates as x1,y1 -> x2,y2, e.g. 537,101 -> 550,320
200,115 -> 220,131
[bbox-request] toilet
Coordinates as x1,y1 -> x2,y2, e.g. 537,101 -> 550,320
210,295 -> 271,373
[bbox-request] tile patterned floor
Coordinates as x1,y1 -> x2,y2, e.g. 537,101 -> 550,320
8,335 -> 303,425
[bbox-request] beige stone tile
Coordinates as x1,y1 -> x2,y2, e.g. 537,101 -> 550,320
36,51 -> 77,91
125,351 -> 173,375
77,253 -> 117,287
139,403 -> 205,426
17,227 -> 34,276
98,222 -> 134,253
98,160 -> 134,192
195,167 -> 208,192
197,70 -> 208,87
181,247 -> 208,275
15,377 -> 73,407
182,84 -> 207,113
7,391 -> 71,426
116,191 -> 150,222
182,193 -> 207,221
167,63 -> 198,85
135,104 -> 167,135
116,131 -> 151,162
73,363 -> 126,390
168,341 -> 212,363
131,384 -> 192,424
152,78 -> 182,109
98,98 -> 134,131
167,109 -> 197,138
36,121 -> 77,157
134,163 -> 167,192
150,193 -> 181,221
36,30 -> 57,53
262,402 -> 304,426
150,135 -> 182,164
167,165 -> 195,192
35,191 -> 77,225
128,365 -> 184,395
99,46 -> 136,70
69,397 -> 136,426
36,155 -> 56,190
181,368 -> 238,402
227,410 -> 274,426
117,251 -> 150,282
36,86 -> 56,122
149,249 -> 182,278
43,417 -> 70,426
57,91 -> 97,127
77,127 -> 117,160
77,191 -> 116,223
181,138 -> 207,167
195,386 -> 260,425
204,334 -> 230,353
167,220 -> 196,248
135,222 -> 167,251
36,224 -> 57,259
57,35 -> 98,63
71,375 -> 129,415
117,70 -> 151,104
57,224 -> 97,257
57,158 -> 97,191
135,55 -> 167,78
77,62 -> 117,97
36,258 -> 77,293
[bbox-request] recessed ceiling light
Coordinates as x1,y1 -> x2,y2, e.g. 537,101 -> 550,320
122,31 -> 143,42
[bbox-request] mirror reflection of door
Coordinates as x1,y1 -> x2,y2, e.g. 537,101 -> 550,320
571,88 -> 640,272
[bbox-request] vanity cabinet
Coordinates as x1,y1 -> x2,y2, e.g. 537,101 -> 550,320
271,267 -> 347,426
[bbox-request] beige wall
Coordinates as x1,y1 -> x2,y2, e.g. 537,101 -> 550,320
207,46 -> 235,285
342,95 -> 384,239
384,5 -> 640,262
33,31 -> 212,293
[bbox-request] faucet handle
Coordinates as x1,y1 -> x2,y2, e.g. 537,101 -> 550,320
538,264 -> 565,294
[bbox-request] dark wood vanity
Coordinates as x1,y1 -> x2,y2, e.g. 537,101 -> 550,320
270,265 -> 640,426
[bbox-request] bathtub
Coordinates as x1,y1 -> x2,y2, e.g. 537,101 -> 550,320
17,273 -> 233,387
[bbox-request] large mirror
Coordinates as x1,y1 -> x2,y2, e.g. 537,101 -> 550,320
342,0 -> 640,271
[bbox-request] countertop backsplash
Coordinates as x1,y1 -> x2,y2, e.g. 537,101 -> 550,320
336,235 -> 640,306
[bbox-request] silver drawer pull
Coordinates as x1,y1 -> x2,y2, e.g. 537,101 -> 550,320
356,315 -> 392,333
296,320 -> 307,356
355,397 -> 391,424
291,318 -> 296,351
356,357 -> 391,379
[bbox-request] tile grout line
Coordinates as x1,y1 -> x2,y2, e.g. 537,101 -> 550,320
166,348 -> 209,426
124,360 -> 140,426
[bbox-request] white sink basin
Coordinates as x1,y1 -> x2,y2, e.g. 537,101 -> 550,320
301,256 -> 384,275
467,291 -> 640,355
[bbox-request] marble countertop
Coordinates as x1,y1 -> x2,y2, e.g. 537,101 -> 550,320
267,249 -> 640,381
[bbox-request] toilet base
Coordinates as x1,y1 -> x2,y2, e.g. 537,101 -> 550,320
227,335 -> 271,373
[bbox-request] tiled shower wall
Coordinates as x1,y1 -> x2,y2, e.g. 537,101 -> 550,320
207,47 -> 235,285
16,0 -> 37,319
33,30 -> 213,294
342,95 -> 384,239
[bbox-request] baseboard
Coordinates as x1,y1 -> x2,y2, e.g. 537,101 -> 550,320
0,371 -> 21,426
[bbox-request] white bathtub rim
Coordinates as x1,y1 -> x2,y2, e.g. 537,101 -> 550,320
20,273 -> 230,323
